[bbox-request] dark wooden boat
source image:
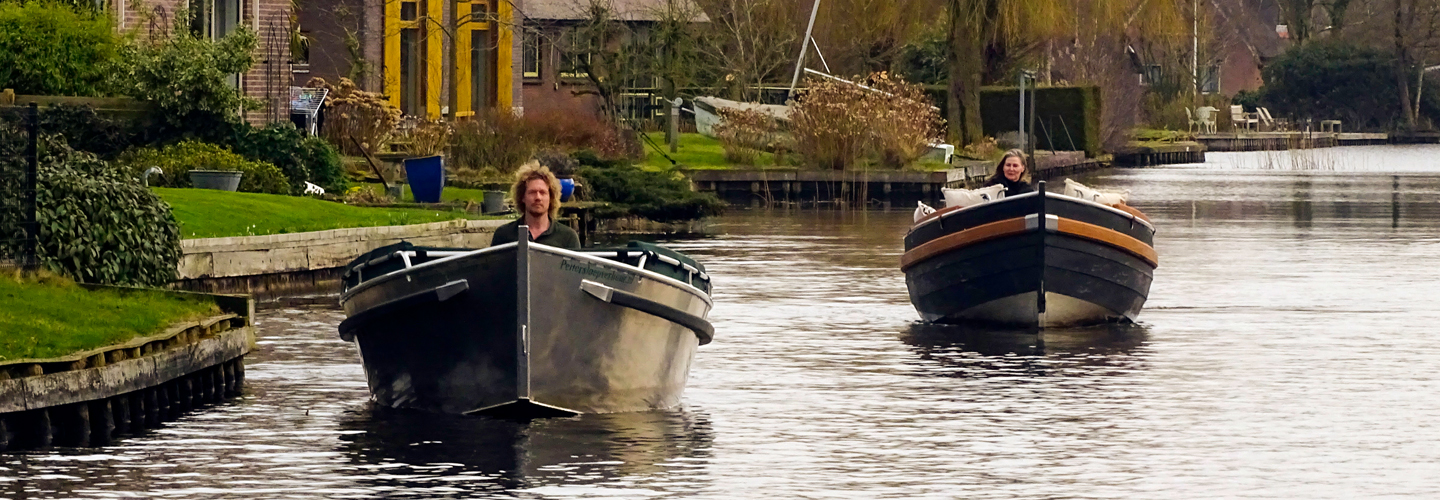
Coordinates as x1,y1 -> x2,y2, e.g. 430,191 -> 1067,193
901,181 -> 1157,327
337,230 -> 714,418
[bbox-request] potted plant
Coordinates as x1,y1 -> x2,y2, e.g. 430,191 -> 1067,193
403,120 -> 451,203
189,169 -> 244,191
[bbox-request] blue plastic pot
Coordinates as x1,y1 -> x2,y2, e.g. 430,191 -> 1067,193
559,178 -> 575,202
403,155 -> 445,203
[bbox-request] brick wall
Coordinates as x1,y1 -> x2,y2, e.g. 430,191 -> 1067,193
242,0 -> 295,125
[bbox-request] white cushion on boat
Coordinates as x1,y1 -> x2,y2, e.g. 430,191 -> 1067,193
914,201 -> 937,222
1064,178 -> 1130,205
941,184 -> 1007,208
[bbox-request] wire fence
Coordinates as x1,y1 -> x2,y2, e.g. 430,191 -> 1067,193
0,103 -> 39,270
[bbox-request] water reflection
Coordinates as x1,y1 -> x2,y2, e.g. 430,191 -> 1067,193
337,406 -> 714,494
900,322 -> 1150,377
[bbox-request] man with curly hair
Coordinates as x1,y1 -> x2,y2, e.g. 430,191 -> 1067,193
490,161 -> 581,249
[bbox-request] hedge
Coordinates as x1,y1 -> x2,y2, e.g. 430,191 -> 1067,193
979,85 -> 1102,157
0,128 -> 181,286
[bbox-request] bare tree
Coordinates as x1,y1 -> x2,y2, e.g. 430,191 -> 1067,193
695,0 -> 800,101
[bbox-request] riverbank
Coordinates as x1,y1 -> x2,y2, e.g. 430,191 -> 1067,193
1194,131 -> 1429,151
0,273 -> 219,361
0,274 -> 254,450
687,151 -> 1110,207
157,188 -> 490,239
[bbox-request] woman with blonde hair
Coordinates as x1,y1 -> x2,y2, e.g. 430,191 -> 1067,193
489,161 -> 581,248
983,149 -> 1034,195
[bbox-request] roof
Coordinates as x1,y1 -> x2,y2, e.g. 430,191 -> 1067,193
521,0 -> 709,22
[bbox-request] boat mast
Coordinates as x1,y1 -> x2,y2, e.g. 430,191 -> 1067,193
787,0 -> 823,100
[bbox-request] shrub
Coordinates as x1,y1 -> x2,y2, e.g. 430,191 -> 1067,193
791,72 -> 942,170
309,77 -> 401,156
229,123 -> 348,194
712,108 -> 781,165
524,108 -> 639,160
865,73 -> 942,168
405,119 -> 451,156
118,141 -> 290,194
450,108 -> 540,178
0,128 -> 181,286
0,2 -> 122,96
576,153 -> 724,222
1257,41 -> 1440,130
789,77 -> 872,170
34,104 -> 143,159
533,148 -> 578,177
111,23 -> 258,139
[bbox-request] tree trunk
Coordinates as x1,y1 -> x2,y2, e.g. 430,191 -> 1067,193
1394,0 -> 1417,128
947,0 -> 985,146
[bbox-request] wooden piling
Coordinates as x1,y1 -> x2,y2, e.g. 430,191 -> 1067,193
113,395 -> 131,435
89,400 -> 114,445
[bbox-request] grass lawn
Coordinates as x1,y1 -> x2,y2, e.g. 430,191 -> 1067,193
640,133 -> 777,171
0,273 -> 220,361
156,188 -> 495,239
363,183 -> 500,203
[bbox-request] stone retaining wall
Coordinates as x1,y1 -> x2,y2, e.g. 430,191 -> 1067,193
174,219 -> 508,298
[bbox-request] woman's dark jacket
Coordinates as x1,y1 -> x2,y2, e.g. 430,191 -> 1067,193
984,175 -> 1034,196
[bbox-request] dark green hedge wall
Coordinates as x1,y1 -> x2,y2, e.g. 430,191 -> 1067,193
979,86 -> 1102,157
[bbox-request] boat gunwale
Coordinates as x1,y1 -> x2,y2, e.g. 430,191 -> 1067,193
908,191 -> 1156,235
900,214 -> 1159,271
340,242 -> 715,308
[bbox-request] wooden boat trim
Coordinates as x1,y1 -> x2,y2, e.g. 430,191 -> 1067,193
900,216 -> 1030,270
900,215 -> 1159,271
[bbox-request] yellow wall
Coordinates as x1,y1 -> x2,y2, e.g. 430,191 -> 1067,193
383,0 -> 513,118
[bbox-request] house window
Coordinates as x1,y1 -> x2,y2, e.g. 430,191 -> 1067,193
1141,64 -> 1162,86
522,31 -> 541,79
395,0 -> 427,116
559,29 -> 591,79
470,29 -> 493,112
468,0 -> 489,24
189,0 -> 239,40
1200,65 -> 1220,94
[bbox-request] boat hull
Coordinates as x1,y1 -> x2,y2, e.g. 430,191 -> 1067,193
339,241 -> 712,416
902,189 -> 1156,327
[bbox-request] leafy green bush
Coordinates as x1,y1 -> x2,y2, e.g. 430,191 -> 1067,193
0,1 -> 122,96
229,123 -> 348,194
0,128 -> 181,286
110,24 -> 257,139
118,141 -> 290,194
33,104 -> 143,159
575,151 -> 724,222
1257,41 -> 1440,131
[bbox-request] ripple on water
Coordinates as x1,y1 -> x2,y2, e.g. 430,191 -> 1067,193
8,156 -> 1440,498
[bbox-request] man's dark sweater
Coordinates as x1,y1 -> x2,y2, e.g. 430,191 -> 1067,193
491,218 -> 581,249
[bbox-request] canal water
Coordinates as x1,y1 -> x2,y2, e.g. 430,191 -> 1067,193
6,146 -> 1440,498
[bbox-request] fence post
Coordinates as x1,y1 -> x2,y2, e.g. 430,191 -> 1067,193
24,102 -> 38,269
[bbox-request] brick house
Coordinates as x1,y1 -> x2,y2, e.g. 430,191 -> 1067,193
1207,0 -> 1286,95
296,0 -> 523,119
113,0 -> 304,124
517,0 -> 706,121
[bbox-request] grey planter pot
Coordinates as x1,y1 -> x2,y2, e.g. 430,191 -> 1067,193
482,190 -> 506,214
189,170 -> 244,191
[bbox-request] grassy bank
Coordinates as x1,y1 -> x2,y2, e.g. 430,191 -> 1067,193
157,188 -> 491,239
640,133 -> 777,171
0,273 -> 220,361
